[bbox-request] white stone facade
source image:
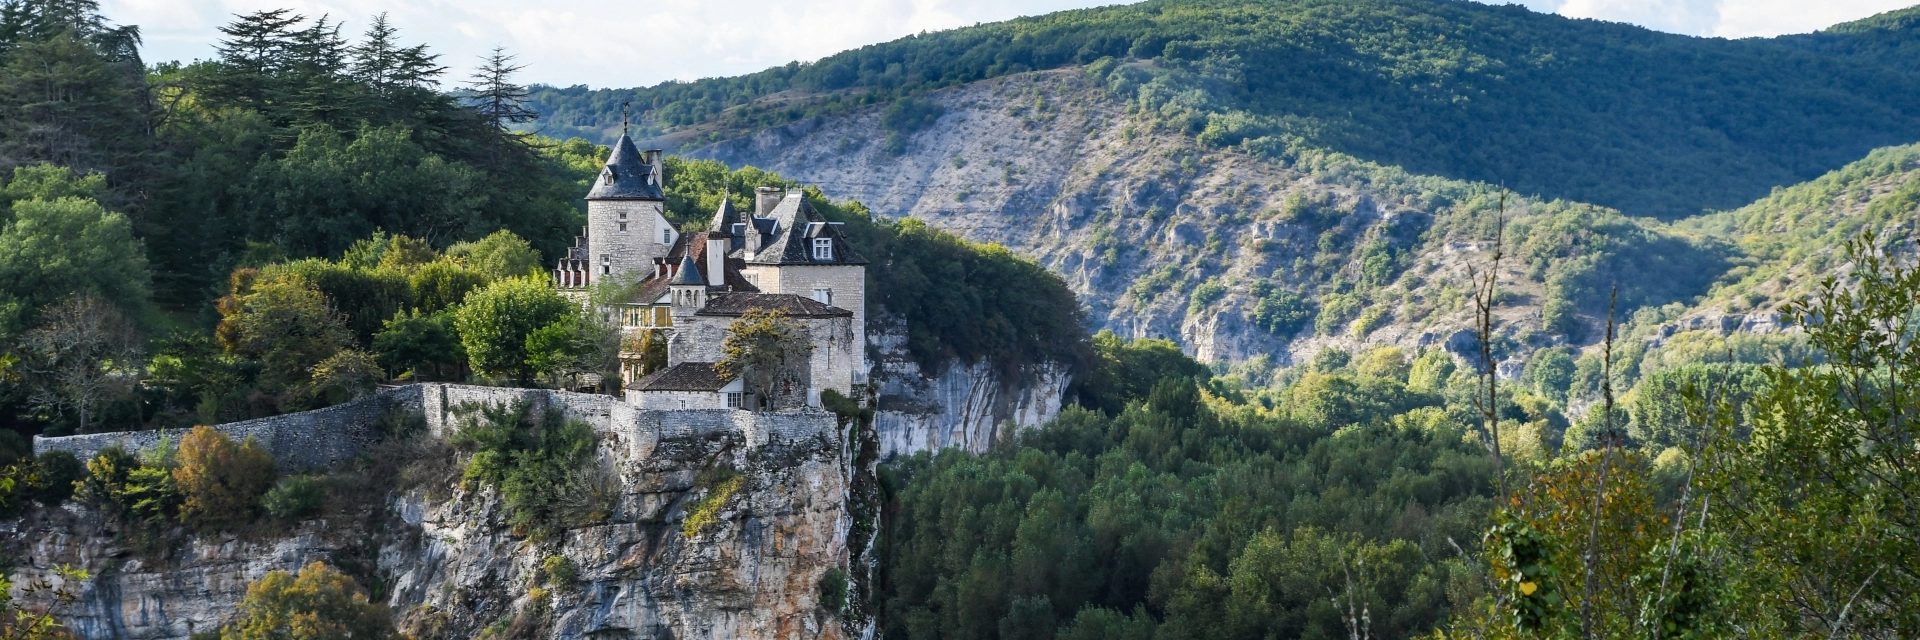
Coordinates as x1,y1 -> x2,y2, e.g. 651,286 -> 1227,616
585,199 -> 676,282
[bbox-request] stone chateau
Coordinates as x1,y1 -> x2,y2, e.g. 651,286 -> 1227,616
553,133 -> 869,411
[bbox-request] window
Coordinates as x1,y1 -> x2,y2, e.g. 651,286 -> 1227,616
745,272 -> 760,288
600,255 -> 610,275
662,228 -> 672,244
812,238 -> 833,260
812,288 -> 832,306
619,222 -> 628,232
724,392 -> 743,409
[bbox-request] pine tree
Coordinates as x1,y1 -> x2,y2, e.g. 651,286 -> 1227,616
209,9 -> 301,110
350,14 -> 442,97
466,47 -> 537,130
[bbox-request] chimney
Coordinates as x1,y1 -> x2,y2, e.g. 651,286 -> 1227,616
755,186 -> 785,217
646,150 -> 664,187
706,234 -> 726,287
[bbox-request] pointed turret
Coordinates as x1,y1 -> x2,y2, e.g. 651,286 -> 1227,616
587,134 -> 666,201
671,252 -> 703,286
708,196 -> 740,236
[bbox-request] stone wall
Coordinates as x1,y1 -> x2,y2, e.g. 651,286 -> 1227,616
32,386 -> 423,471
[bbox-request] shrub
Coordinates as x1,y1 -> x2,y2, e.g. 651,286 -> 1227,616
174,426 -> 277,528
32,451 -> 82,505
262,475 -> 324,521
1250,289 -> 1312,336
75,445 -> 181,526
454,402 -> 605,536
541,555 -> 578,588
1349,306 -> 1390,338
818,568 -> 849,613
220,561 -> 399,640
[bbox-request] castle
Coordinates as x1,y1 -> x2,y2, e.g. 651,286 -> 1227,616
553,134 -> 869,411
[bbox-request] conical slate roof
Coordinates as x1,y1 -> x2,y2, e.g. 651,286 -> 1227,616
671,252 -> 703,285
586,134 -> 665,200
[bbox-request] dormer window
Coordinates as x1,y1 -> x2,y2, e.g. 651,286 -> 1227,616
600,168 -> 615,185
812,238 -> 833,260
662,228 -> 673,244
731,223 -> 745,236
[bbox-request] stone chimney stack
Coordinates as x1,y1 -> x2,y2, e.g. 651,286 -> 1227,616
755,186 -> 785,217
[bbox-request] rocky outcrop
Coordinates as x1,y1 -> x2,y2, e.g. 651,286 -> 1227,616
13,385 -> 865,640
867,318 -> 1069,458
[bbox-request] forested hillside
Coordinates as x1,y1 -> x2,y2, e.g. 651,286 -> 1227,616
528,0 -> 1920,218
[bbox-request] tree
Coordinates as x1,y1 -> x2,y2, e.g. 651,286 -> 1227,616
348,14 -> 441,99
524,312 -> 617,390
0,195 -> 149,335
714,309 -> 812,411
452,276 -> 573,383
372,310 -> 460,380
242,124 -> 485,254
1706,232 -> 1920,634
220,561 -> 399,640
446,229 -> 541,281
0,563 -> 89,640
216,274 -> 352,400
173,426 -> 275,528
17,295 -> 141,433
465,47 -> 536,130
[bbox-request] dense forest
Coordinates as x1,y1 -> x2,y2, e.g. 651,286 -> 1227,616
527,0 -> 1920,218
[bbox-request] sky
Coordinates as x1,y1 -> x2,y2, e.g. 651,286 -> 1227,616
105,0 -> 1919,89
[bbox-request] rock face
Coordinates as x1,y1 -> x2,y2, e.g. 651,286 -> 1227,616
685,68 -> 1495,370
868,318 -> 1069,458
13,385 -> 864,640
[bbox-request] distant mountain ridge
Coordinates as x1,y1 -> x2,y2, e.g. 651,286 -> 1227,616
527,0 -> 1920,219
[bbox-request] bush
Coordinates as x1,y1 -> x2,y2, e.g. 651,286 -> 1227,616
454,401 -> 606,536
174,426 -> 277,528
220,562 -> 399,640
541,554 -> 578,588
75,445 -> 181,526
1250,288 -> 1312,336
262,475 -> 324,520
818,568 -> 849,613
32,451 -> 82,505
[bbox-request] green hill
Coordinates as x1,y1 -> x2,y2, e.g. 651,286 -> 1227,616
526,0 -> 1920,219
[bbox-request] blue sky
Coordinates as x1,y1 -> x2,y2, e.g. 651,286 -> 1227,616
105,0 -> 1917,89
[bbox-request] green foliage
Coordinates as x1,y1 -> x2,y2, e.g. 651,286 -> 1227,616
452,277 -> 575,383
452,401 -> 608,537
1522,348 -> 1576,405
1701,233 -> 1920,632
219,561 -> 400,640
540,554 -> 578,588
244,123 -> 484,258
373,310 -> 461,381
714,309 -> 812,410
818,568 -> 849,614
1315,294 -> 1359,336
0,194 -> 149,334
524,312 -> 618,390
878,356 -> 1493,640
447,229 -> 544,281
1184,277 -> 1225,315
682,472 -> 744,539
262,474 -> 324,521
1073,330 -> 1211,414
75,445 -> 181,527
1247,282 -> 1311,336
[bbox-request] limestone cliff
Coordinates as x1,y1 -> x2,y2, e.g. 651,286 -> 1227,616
12,385 -> 871,640
683,67 -> 1708,375
867,317 -> 1068,458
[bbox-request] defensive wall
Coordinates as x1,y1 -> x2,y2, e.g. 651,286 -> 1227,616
33,383 -> 841,470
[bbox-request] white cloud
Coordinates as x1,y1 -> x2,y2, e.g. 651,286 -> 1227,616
104,0 -> 1124,88
104,0 -> 1919,89
1502,0 -> 1913,38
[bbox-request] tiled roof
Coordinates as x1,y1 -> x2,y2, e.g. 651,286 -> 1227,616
745,194 -> 869,266
627,362 -> 731,391
585,134 -> 664,200
619,234 -> 762,306
696,293 -> 853,318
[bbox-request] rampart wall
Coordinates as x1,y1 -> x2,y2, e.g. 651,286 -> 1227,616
33,383 -> 840,470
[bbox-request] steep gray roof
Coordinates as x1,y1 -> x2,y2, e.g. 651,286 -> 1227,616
708,197 -> 741,236
586,134 -> 664,201
670,252 -> 703,285
696,293 -> 853,318
745,194 -> 869,266
627,362 -> 731,391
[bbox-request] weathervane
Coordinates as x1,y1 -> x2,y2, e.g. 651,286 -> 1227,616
622,101 -> 631,136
